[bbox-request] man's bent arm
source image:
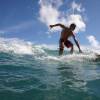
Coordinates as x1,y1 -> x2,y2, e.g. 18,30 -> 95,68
50,24 -> 66,29
72,34 -> 82,53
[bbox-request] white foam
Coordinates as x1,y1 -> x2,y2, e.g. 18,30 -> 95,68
38,53 -> 97,62
0,37 -> 45,55
0,37 -> 99,62
0,38 -> 32,54
59,53 -> 97,62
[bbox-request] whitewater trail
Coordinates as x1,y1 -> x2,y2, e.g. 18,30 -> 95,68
0,37 -> 99,62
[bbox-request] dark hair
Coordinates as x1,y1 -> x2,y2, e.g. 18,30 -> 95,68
70,23 -> 76,28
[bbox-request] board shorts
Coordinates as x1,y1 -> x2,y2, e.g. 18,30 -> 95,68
59,38 -> 73,50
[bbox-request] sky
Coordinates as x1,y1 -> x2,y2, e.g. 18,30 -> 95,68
0,0 -> 100,47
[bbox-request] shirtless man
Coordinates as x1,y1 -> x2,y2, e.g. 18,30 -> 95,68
50,23 -> 82,55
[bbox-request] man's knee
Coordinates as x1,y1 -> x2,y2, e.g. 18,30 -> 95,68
59,47 -> 63,51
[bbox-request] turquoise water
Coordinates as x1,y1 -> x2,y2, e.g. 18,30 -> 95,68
0,38 -> 100,100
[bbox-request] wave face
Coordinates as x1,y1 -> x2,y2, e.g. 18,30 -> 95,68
0,38 -> 100,100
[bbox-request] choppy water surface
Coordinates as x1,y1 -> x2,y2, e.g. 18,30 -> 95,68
0,38 -> 100,100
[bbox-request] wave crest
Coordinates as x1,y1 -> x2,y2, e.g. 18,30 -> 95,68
0,37 -> 99,62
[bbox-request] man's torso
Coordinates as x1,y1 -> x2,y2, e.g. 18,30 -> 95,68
60,27 -> 73,41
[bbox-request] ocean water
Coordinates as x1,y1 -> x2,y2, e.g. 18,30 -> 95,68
0,38 -> 100,100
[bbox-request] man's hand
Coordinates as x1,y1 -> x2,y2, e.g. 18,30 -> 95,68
49,25 -> 53,28
79,49 -> 82,53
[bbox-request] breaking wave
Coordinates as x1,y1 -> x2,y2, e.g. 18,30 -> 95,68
0,37 -> 99,62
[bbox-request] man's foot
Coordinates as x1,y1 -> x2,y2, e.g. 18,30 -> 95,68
70,50 -> 73,54
59,50 -> 63,55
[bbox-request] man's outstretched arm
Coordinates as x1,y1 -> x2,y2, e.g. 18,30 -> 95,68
72,34 -> 82,53
50,24 -> 66,29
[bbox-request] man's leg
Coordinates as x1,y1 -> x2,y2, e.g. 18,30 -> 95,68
59,48 -> 63,55
59,39 -> 64,55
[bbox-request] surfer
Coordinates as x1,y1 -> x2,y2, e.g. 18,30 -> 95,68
50,23 -> 82,55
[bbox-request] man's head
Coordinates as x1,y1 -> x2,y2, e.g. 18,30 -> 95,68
69,23 -> 76,31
